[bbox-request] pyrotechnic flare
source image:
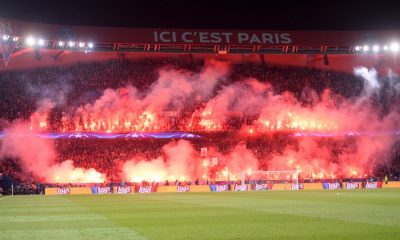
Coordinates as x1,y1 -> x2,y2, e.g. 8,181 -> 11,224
5,61 -> 400,182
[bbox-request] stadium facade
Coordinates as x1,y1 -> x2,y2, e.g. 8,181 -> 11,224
1,16 -> 400,72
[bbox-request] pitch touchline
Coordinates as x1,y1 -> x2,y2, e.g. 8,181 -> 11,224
0,196 -> 12,201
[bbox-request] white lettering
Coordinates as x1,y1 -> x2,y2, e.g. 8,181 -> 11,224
97,187 -> 111,194
221,32 -> 233,43
346,182 -> 359,189
210,32 -> 222,43
57,188 -> 70,195
182,32 -> 193,43
237,33 -> 249,43
365,182 -> 379,189
280,33 -> 292,44
249,34 -> 261,43
117,186 -> 132,194
153,31 -> 159,42
292,183 -> 304,190
138,186 -> 152,193
199,32 -> 210,43
215,184 -> 229,192
254,184 -> 269,191
177,186 -> 190,192
234,184 -> 247,191
329,183 -> 341,189
172,32 -> 177,42
159,32 -> 171,42
262,33 -> 274,44
274,33 -> 280,43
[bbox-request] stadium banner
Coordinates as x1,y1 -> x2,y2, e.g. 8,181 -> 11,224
291,183 -> 304,190
233,184 -> 248,191
135,185 -> 158,193
209,184 -> 230,192
323,182 -> 342,190
302,183 -> 324,190
157,185 -> 210,192
157,186 -> 176,192
56,187 -> 71,195
251,183 -> 273,191
177,185 -> 190,192
382,181 -> 400,188
185,185 -> 210,192
271,183 -> 293,190
364,182 -> 382,189
43,182 -> 398,195
45,187 -> 92,195
115,186 -> 133,194
92,186 -> 112,194
345,182 -> 361,189
3,16 -> 400,47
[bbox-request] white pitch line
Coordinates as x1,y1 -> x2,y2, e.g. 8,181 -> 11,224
0,195 -> 12,201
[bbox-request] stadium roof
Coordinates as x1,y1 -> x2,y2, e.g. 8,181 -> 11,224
0,1 -> 400,72
1,16 -> 400,54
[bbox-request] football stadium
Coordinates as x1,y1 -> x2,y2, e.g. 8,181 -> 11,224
1,3 -> 400,239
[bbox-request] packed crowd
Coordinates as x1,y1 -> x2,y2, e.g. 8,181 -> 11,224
0,58 -> 364,128
1,134 -> 399,192
0,58 -> 399,189
21,135 -> 400,181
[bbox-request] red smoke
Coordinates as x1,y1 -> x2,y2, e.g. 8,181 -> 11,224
2,63 -> 399,182
56,59 -> 230,132
122,140 -> 258,182
0,123 -> 105,183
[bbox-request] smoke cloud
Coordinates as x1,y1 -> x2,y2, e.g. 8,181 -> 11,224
2,60 -> 400,182
0,123 -> 105,183
122,139 -> 258,182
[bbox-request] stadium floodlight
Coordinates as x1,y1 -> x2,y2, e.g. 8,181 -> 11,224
68,41 -> 75,47
38,39 -> 45,46
2,34 -> 9,41
78,42 -> 85,48
58,41 -> 65,47
25,36 -> 35,46
383,45 -> 388,51
88,42 -> 94,48
354,46 -> 361,51
12,36 -> 19,42
390,42 -> 399,52
362,45 -> 369,52
372,45 -> 380,52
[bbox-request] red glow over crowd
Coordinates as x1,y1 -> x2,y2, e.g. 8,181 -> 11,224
1,58 -> 400,185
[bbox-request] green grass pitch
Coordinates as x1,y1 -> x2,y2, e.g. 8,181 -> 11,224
0,189 -> 399,240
